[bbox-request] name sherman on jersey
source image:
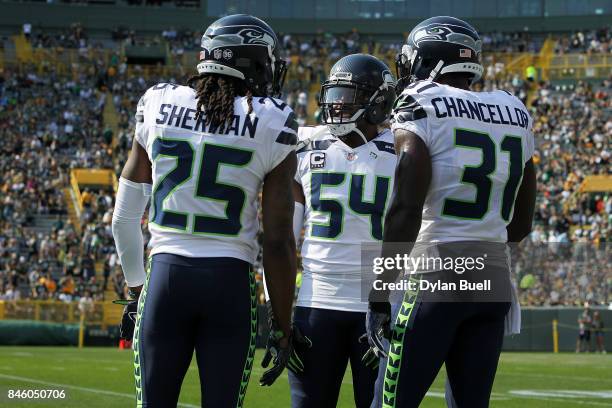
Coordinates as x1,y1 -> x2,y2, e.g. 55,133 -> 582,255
134,82 -> 297,263
392,80 -> 535,243
155,103 -> 260,137
295,125 -> 397,312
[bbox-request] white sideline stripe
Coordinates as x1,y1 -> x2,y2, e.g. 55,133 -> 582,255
501,371 -> 612,383
511,390 -> 612,399
251,367 -> 508,400
509,393 -> 612,407
0,373 -> 199,408
2,366 -> 603,405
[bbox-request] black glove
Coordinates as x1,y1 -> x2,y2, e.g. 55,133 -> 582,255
112,291 -> 140,341
360,301 -> 391,369
287,323 -> 312,375
259,302 -> 312,386
260,324 -> 291,386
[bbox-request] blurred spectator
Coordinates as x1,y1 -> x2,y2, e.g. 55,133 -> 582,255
78,290 -> 94,318
23,23 -> 31,40
593,311 -> 606,353
576,304 -> 593,352
555,27 -> 611,54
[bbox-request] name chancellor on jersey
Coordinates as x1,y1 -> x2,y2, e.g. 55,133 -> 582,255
430,95 -> 529,129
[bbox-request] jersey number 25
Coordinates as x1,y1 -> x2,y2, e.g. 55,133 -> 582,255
150,137 -> 253,236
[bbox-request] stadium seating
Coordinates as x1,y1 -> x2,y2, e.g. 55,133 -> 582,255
0,26 -> 609,309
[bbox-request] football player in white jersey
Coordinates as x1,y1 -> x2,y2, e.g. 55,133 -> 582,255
288,54 -> 396,408
111,14 -> 304,407
365,17 -> 537,408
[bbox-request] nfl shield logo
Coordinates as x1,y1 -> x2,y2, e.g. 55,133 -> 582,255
214,49 -> 223,59
347,152 -> 356,161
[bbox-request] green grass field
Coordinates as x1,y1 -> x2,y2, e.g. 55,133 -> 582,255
0,347 -> 609,407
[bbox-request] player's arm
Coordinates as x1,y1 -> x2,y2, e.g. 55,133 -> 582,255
262,152 -> 298,339
112,140 -> 152,293
261,181 -> 304,298
386,129 -> 431,240
111,140 -> 152,340
377,129 -> 431,295
506,159 -> 536,243
259,152 -> 304,385
362,129 -> 431,362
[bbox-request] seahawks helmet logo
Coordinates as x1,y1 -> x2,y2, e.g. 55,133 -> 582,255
412,25 -> 452,45
238,28 -> 275,47
411,24 -> 481,53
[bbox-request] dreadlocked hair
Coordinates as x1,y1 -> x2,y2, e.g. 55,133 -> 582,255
187,74 -> 254,130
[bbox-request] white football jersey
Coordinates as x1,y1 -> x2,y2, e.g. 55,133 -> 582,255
134,82 -> 297,263
295,126 -> 397,312
391,80 -> 535,243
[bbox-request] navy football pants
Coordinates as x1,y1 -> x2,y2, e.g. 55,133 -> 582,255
289,306 -> 377,408
370,296 -> 510,408
133,254 -> 256,408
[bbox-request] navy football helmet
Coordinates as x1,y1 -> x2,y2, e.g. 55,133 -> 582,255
197,14 -> 287,97
396,16 -> 483,91
319,53 -> 396,141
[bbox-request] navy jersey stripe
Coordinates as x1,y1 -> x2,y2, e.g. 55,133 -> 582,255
276,131 -> 298,145
372,140 -> 396,154
416,83 -> 438,93
296,139 -> 336,154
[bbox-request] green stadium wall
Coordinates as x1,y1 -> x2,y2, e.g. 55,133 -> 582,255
502,308 -> 612,352
1,308 -> 610,351
0,320 -> 79,346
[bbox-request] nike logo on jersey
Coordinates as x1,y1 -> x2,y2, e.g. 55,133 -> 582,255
155,103 -> 259,137
431,96 -> 529,129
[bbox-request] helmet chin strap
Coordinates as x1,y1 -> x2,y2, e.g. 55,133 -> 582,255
326,107 -> 369,146
329,123 -> 369,146
428,60 -> 445,81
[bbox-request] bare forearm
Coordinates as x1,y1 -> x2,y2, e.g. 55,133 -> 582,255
262,152 -> 298,336
507,222 -> 531,243
507,160 -> 536,243
384,204 -> 422,244
263,239 -> 296,335
373,130 -> 430,300
375,205 -> 422,297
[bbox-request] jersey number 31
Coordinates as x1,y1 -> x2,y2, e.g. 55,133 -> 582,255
442,128 -> 523,221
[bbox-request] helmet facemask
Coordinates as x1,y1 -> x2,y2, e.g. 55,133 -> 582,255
396,44 -> 427,91
319,54 -> 396,145
319,81 -> 375,144
268,47 -> 287,98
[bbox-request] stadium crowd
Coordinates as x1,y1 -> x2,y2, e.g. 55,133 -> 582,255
0,64 -> 113,302
554,27 -> 611,54
0,26 -> 609,308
